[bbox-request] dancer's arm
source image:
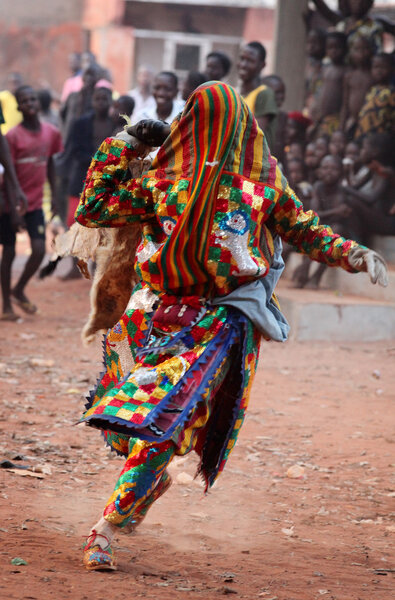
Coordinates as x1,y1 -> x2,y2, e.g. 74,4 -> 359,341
270,178 -> 359,272
75,136 -> 152,228
269,174 -> 387,285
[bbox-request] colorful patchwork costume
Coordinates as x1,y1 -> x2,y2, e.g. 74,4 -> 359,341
76,82 -> 361,537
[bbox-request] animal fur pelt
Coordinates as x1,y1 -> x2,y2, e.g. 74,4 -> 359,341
53,149 -> 152,344
54,222 -> 141,344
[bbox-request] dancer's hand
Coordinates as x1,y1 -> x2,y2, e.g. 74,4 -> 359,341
127,120 -> 171,147
348,247 -> 388,287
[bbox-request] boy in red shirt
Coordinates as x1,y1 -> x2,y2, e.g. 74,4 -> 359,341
0,85 -> 63,319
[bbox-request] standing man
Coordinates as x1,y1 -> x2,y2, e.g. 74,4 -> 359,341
1,86 -> 63,319
238,41 -> 278,151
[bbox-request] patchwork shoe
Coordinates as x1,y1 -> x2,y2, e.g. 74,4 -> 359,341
83,529 -> 116,571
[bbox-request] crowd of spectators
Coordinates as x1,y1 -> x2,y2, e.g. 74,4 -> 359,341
0,0 -> 394,318
269,0 -> 395,287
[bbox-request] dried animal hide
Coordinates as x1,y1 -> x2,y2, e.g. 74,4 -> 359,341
55,223 -> 141,343
53,145 -> 151,343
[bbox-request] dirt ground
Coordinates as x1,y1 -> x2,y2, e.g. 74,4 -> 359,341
0,258 -> 394,600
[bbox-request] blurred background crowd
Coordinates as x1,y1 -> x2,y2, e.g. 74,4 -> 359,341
0,0 -> 394,299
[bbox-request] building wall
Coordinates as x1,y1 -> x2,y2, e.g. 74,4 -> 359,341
0,0 -> 84,93
0,0 -> 83,26
90,25 -> 135,94
243,8 -> 275,72
0,0 -> 277,96
123,1 -> 246,36
82,0 -> 124,29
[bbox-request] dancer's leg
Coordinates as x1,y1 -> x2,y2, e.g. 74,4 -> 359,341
83,438 -> 175,570
103,437 -> 175,529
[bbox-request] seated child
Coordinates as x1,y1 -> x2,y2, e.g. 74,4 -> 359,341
329,129 -> 347,157
287,157 -> 313,209
288,142 -> 305,160
286,158 -> 313,285
284,112 -> 311,174
313,135 -> 330,180
286,111 -> 311,147
304,142 -> 320,183
343,132 -> 395,242
296,154 -> 352,288
355,53 -> 395,141
342,140 -> 370,187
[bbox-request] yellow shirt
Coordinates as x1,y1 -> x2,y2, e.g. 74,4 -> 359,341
0,90 -> 22,134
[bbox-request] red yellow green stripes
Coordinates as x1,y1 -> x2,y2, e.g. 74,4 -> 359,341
141,82 -> 273,293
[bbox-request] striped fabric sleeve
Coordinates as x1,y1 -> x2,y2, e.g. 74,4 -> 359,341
271,167 -> 363,272
75,137 -> 153,228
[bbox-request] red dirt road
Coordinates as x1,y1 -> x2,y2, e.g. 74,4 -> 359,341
0,273 -> 394,600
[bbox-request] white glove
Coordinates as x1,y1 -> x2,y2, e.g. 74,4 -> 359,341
348,247 -> 388,287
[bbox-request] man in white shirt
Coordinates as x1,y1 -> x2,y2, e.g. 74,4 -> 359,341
133,71 -> 184,123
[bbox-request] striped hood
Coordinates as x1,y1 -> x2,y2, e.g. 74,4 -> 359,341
141,81 -> 275,294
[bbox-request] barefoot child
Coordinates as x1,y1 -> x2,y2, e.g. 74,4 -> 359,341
313,154 -> 352,235
315,31 -> 348,137
340,35 -> 373,138
0,86 -> 62,317
304,28 -> 326,121
304,154 -> 352,287
0,102 -> 28,320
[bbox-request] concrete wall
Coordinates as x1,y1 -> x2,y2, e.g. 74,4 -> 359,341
273,0 -> 308,111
